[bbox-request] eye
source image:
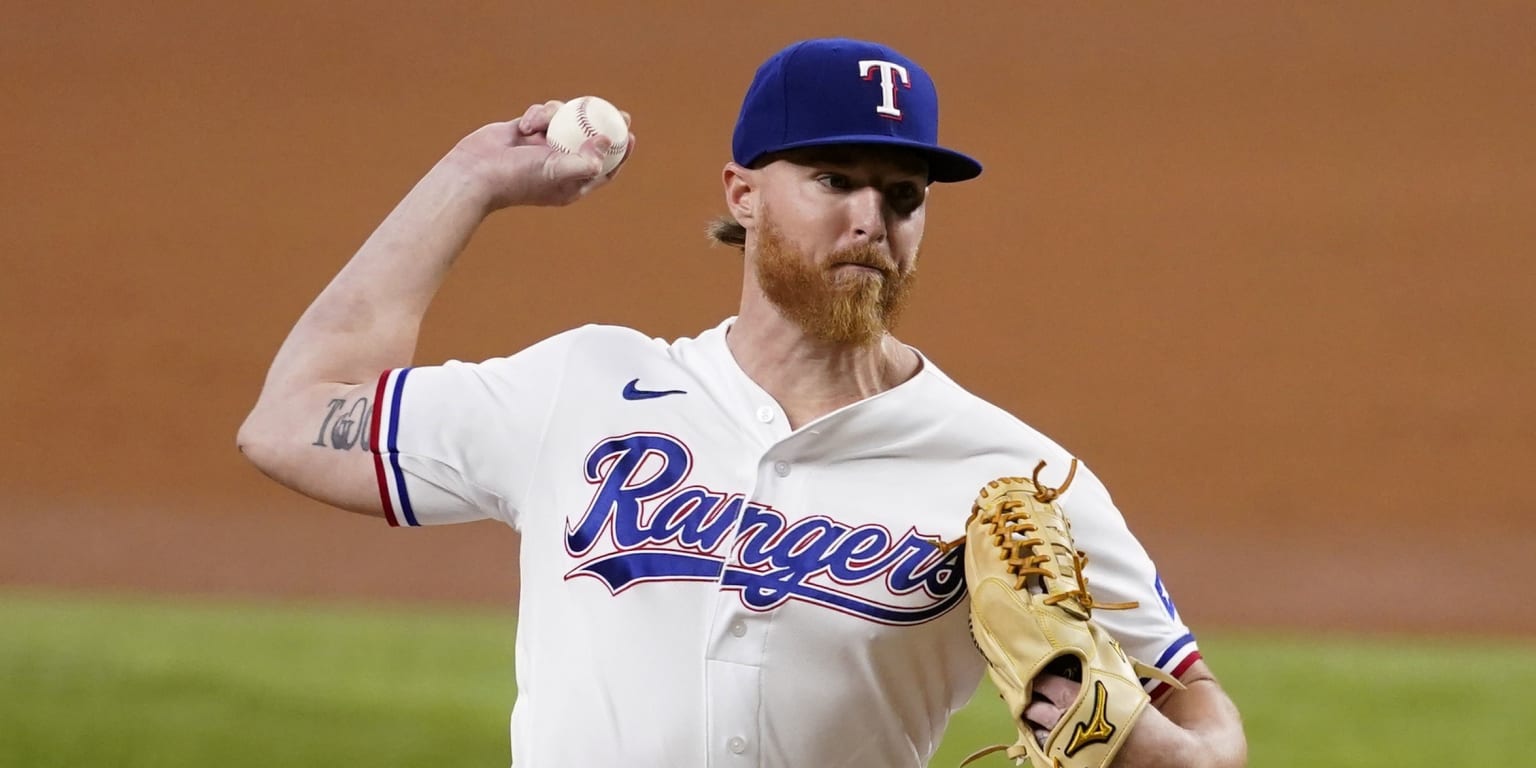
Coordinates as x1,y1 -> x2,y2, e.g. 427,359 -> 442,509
817,173 -> 852,190
887,182 -> 926,212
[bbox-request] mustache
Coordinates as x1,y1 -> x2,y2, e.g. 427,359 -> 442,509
827,244 -> 899,274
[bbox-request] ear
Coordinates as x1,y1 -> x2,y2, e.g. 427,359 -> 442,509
722,162 -> 757,226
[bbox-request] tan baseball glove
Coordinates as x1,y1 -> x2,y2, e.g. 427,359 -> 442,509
946,460 -> 1182,767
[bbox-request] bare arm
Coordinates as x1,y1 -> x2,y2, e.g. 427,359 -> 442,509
236,102 -> 630,516
1116,659 -> 1248,768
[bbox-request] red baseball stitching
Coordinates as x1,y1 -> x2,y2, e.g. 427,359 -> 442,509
576,99 -> 599,139
575,98 -> 625,156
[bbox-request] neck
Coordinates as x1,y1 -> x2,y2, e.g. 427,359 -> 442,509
727,298 -> 921,429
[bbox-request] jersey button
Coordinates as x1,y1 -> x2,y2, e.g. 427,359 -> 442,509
728,736 -> 747,754
773,460 -> 790,477
730,620 -> 747,638
756,406 -> 775,423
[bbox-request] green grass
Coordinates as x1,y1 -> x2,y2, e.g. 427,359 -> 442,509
2,591 -> 1534,766
1,592 -> 517,768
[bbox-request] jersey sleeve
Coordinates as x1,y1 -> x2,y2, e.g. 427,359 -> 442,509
368,329 -> 580,529
1062,464 -> 1202,699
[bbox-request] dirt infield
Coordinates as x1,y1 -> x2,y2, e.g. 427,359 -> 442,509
3,3 -> 1534,636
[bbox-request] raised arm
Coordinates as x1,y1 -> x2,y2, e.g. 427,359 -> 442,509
236,102 -> 631,516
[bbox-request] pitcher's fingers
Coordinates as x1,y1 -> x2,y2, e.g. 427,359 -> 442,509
603,133 -> 636,180
579,134 -> 613,163
518,100 -> 565,135
569,135 -> 615,198
545,148 -> 603,189
515,103 -> 543,135
1023,699 -> 1066,732
1032,673 -> 1080,707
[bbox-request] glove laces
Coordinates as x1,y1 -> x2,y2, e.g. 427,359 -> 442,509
979,459 -> 1136,615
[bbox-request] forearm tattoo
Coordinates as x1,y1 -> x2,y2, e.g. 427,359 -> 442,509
314,397 -> 371,451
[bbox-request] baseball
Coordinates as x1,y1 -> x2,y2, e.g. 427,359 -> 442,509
546,96 -> 630,175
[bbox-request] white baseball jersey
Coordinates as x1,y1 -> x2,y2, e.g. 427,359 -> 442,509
366,317 -> 1200,768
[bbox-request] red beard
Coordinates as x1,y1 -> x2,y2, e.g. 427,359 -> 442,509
754,223 -> 917,345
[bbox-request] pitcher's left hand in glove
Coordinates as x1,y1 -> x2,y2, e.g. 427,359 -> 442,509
944,460 -> 1182,767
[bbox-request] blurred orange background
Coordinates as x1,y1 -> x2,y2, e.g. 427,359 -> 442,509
2,1 -> 1532,635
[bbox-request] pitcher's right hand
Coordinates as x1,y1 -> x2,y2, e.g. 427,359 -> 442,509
448,100 -> 635,211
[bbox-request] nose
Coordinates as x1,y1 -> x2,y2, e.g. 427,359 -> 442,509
847,187 -> 888,243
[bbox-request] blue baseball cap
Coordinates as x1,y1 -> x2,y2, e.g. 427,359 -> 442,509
731,38 -> 982,183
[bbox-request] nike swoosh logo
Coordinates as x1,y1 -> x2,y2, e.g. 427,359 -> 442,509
622,378 -> 688,401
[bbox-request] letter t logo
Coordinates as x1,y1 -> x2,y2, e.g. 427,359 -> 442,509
858,59 -> 911,120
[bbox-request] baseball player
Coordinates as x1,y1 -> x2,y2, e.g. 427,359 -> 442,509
239,38 -> 1246,767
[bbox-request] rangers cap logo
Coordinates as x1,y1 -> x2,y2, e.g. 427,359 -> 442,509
858,59 -> 911,119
